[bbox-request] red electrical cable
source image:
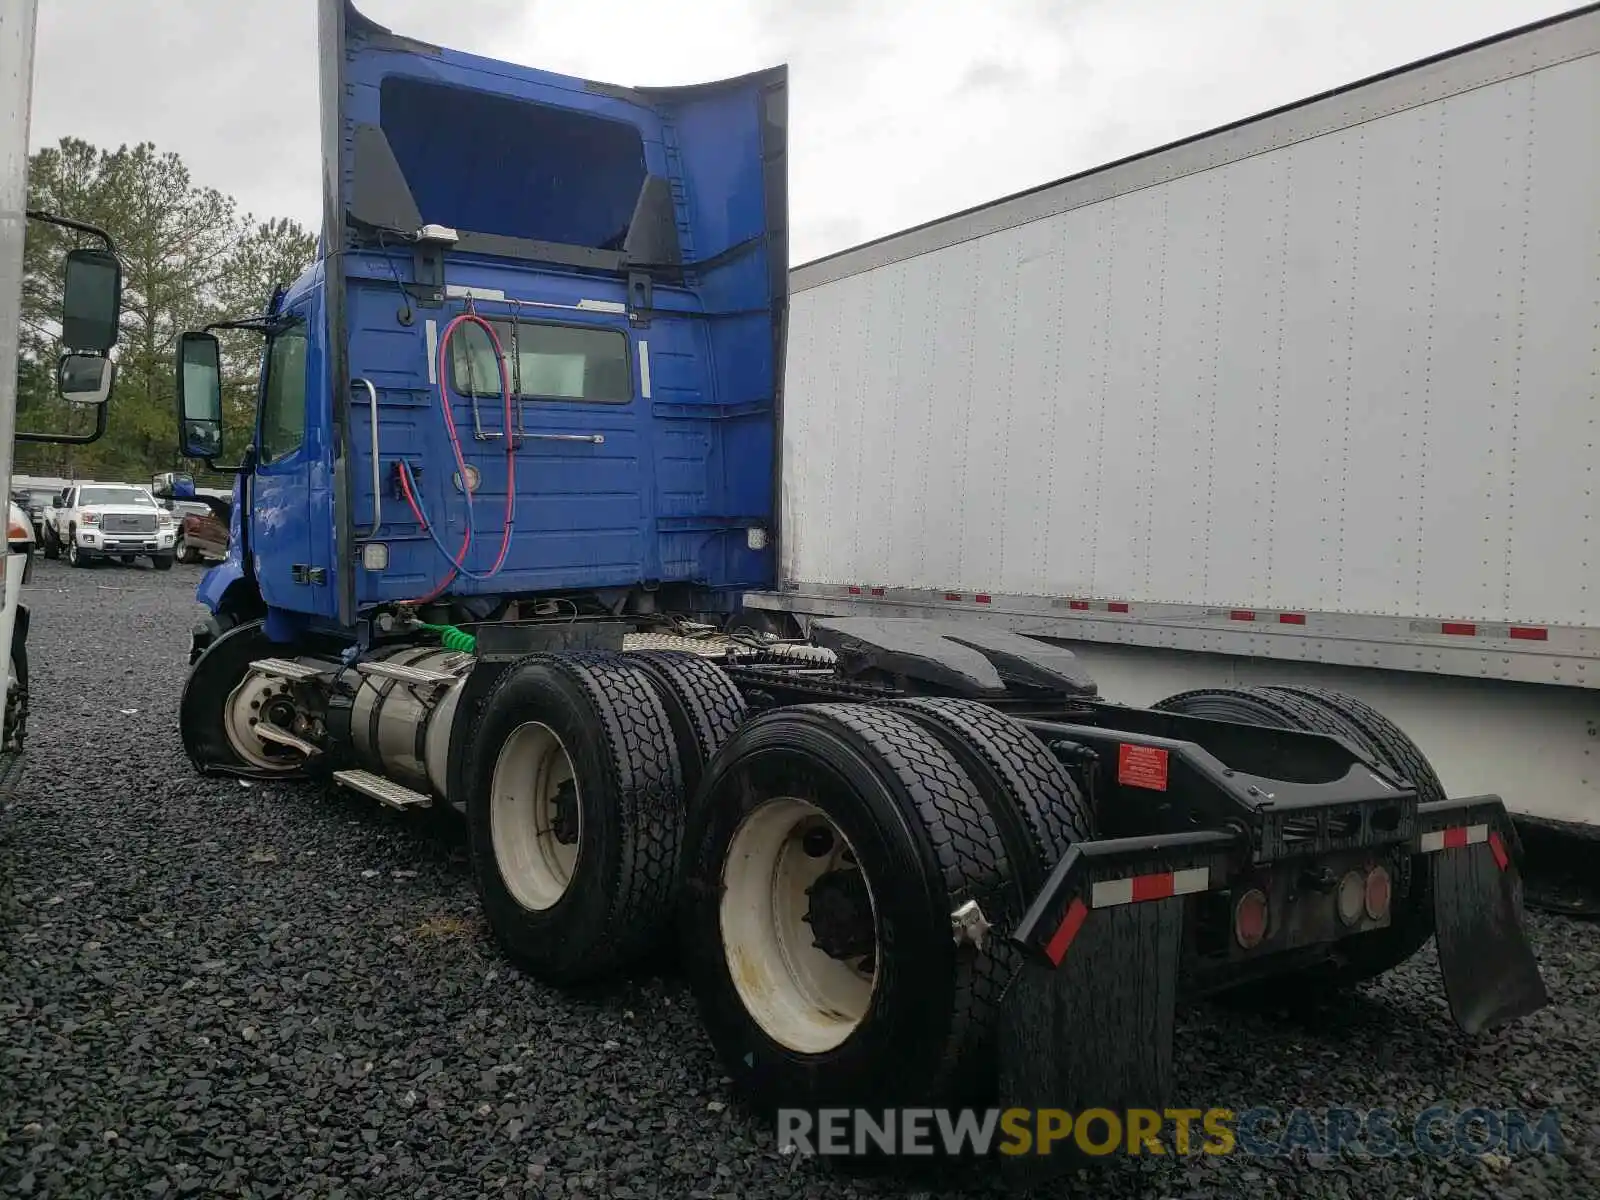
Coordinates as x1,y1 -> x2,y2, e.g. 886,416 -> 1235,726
403,312 -> 517,606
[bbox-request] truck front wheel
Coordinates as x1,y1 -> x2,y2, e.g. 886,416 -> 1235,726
679,704 -> 1020,1114
66,532 -> 90,568
466,654 -> 686,985
180,618 -> 328,776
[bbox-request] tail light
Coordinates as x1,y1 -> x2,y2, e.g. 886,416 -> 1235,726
7,519 -> 28,541
1234,888 -> 1269,949
1336,870 -> 1366,926
1364,865 -> 1392,921
80,510 -> 100,525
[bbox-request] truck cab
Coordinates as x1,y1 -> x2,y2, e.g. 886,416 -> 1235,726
177,0 -> 786,652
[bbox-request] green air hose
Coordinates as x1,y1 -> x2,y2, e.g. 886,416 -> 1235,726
417,622 -> 477,653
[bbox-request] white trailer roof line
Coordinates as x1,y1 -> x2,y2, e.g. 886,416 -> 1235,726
792,4 -> 1600,292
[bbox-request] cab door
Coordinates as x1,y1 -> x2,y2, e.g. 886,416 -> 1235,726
249,304 -> 319,614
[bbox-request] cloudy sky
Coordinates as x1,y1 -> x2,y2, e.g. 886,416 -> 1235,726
30,0 -> 1571,264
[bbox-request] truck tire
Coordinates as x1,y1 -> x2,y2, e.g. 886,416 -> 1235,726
41,527 -> 58,560
180,618 -> 334,777
176,531 -> 200,564
5,633 -> 28,753
151,554 -> 174,571
1256,685 -> 1443,980
679,703 -> 1019,1113
622,650 -> 747,797
466,654 -> 685,985
66,534 -> 90,568
1152,684 -> 1438,987
877,696 -> 1091,893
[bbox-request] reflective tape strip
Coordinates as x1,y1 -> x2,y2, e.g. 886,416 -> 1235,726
1044,897 -> 1089,966
1090,866 -> 1209,908
1419,824 -> 1490,853
1488,831 -> 1510,871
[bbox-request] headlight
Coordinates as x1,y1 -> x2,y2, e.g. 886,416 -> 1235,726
80,510 -> 100,525
156,513 -> 174,528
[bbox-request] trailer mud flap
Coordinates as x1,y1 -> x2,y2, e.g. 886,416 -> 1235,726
999,828 -> 1238,1187
1422,809 -> 1549,1034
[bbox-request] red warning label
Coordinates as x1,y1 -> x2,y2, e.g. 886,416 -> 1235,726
1118,744 -> 1170,791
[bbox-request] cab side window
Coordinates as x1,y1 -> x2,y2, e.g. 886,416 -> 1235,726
259,320 -> 309,464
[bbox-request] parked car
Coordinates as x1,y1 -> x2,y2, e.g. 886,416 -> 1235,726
42,483 -> 175,569
171,499 -> 227,564
6,501 -> 35,583
11,487 -> 55,542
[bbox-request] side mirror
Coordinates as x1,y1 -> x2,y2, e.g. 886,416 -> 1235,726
57,353 -> 114,405
61,248 -> 123,353
176,332 -> 224,460
151,470 -> 196,501
50,497 -> 61,509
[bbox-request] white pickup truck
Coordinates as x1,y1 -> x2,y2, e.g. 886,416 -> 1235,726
43,483 -> 176,570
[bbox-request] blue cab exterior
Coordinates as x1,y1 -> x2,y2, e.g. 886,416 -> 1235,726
199,1 -> 787,642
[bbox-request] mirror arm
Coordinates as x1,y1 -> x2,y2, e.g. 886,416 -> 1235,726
15,404 -> 109,446
202,444 -> 256,477
26,209 -> 115,252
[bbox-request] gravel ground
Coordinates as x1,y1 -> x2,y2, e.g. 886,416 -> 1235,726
1,556 -> 1597,1199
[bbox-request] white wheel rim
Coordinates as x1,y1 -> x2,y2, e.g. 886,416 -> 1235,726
720,797 -> 879,1054
222,671 -> 302,772
490,722 -> 582,911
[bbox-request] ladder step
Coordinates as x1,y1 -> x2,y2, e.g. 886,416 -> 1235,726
332,768 -> 432,810
356,660 -> 459,687
251,657 -> 324,682
254,722 -> 320,757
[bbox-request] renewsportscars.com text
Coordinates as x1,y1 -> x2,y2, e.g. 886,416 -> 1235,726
777,1106 -> 1565,1159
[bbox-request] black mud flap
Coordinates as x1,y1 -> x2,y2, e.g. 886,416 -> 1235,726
998,828 -> 1238,1188
998,898 -> 1182,1187
1420,798 -> 1550,1034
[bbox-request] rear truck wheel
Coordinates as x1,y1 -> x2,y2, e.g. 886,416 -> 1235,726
4,632 -> 28,753
151,554 -> 174,571
41,527 -> 58,560
622,650 -> 747,797
180,618 -> 330,778
679,703 -> 1021,1114
466,654 -> 685,984
877,696 -> 1092,893
1152,684 -> 1440,987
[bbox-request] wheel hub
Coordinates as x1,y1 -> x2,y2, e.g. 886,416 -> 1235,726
804,868 -> 875,961
550,779 -> 580,845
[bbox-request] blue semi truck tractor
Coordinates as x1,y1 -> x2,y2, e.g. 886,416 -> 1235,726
166,1 -> 1548,1179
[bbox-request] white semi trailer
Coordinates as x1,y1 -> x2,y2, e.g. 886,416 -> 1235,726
753,4 -> 1600,839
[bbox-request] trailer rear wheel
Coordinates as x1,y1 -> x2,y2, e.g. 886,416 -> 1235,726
1152,684 -> 1440,987
623,650 -> 747,796
680,703 -> 1018,1112
467,654 -> 685,984
878,696 -> 1091,892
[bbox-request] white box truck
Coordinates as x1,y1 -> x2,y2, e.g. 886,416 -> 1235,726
0,0 -> 126,781
751,4 -> 1600,838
